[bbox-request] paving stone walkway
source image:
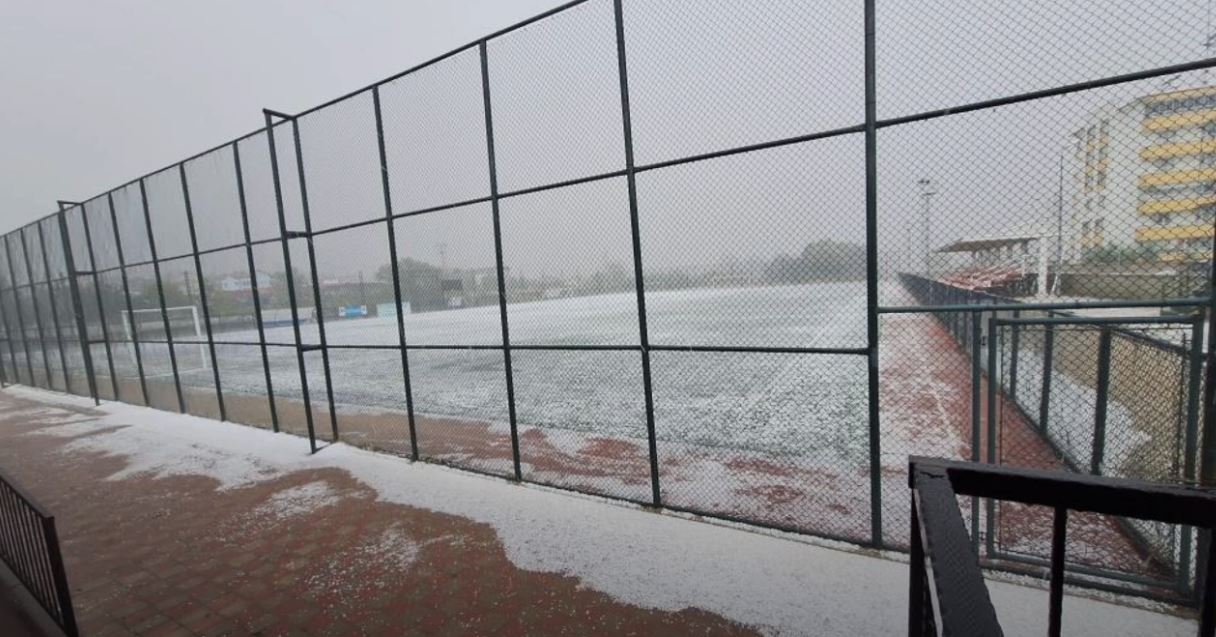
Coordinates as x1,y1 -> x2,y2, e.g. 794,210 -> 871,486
0,391 -> 756,637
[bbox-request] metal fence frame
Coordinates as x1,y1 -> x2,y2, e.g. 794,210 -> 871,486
896,273 -> 1213,600
0,0 -> 1213,605
0,466 -> 78,637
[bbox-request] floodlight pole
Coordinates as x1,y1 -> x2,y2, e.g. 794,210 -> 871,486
918,178 -> 937,275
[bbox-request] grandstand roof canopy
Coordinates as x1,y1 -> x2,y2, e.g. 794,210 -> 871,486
935,234 -> 1040,253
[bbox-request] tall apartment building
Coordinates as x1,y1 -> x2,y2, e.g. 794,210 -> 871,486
1070,84 -> 1216,264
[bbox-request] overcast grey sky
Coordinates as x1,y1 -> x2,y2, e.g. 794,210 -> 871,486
1,0 -> 1209,292
0,0 -> 561,228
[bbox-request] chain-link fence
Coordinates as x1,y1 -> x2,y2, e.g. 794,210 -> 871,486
1,0 -> 1214,605
987,316 -> 1205,598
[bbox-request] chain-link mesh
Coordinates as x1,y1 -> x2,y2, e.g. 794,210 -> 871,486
985,319 -> 1201,594
624,0 -> 862,165
652,351 -> 871,541
500,178 -> 638,345
409,348 -> 514,478
392,204 -> 502,345
0,0 -> 1212,606
638,136 -> 868,349
296,94 -> 383,233
380,50 -> 488,213
878,311 -> 976,548
488,0 -> 623,192
511,349 -> 649,502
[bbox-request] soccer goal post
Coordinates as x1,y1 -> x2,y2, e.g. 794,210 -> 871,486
121,306 -> 210,375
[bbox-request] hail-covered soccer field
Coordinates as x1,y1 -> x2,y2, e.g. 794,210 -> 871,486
159,281 -> 894,461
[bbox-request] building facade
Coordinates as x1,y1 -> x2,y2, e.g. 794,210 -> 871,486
1070,84 -> 1216,264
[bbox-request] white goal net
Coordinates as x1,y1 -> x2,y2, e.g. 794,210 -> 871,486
121,306 -> 211,376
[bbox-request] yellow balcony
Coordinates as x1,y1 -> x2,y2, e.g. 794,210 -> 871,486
1139,196 -> 1216,215
1143,85 -> 1216,104
1143,109 -> 1216,132
1135,224 -> 1215,242
1141,139 -> 1216,160
1139,168 -> 1216,188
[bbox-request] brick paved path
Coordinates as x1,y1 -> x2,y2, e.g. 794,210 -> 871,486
0,391 -> 756,637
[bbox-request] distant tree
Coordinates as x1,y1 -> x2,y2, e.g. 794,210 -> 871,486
1082,244 -> 1158,265
375,258 -> 444,310
263,268 -> 311,309
765,254 -> 802,283
766,240 -> 867,283
136,280 -> 191,309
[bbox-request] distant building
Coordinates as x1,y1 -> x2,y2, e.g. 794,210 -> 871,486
1069,85 -> 1216,264
219,273 -> 271,293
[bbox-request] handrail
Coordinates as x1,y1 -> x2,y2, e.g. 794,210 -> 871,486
909,463 -> 1004,637
909,457 -> 1216,637
0,465 -> 78,637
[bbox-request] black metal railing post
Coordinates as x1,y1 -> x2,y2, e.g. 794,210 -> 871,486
1181,312 -> 1205,591
40,515 -> 78,637
907,462 -> 1003,637
107,192 -> 150,405
612,0 -> 661,506
970,310 -> 982,548
1008,309 -> 1020,399
232,141 -> 280,432
911,456 -> 1216,636
53,208 -> 100,404
908,491 -> 927,636
372,85 -> 420,460
1200,529 -> 1216,637
1048,506 -> 1068,637
1091,327 -> 1113,475
264,109 -> 318,452
985,314 -> 999,556
479,40 -> 523,481
0,234 -> 33,381
35,222 -> 71,393
179,163 -> 227,421
1039,323 -> 1055,433
1199,186 -> 1216,617
289,117 -> 339,442
78,205 -> 121,400
863,0 -> 884,546
137,178 -> 186,413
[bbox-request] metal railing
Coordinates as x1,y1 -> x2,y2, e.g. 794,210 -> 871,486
909,457 -> 1216,637
895,273 -> 1212,600
0,467 -> 78,637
